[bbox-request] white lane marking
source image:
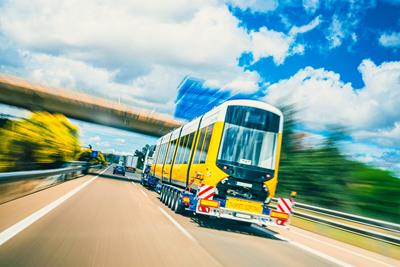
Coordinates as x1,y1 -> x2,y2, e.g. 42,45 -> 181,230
290,229 -> 394,267
158,207 -> 196,242
252,225 -> 353,267
140,189 -> 148,198
0,166 -> 110,246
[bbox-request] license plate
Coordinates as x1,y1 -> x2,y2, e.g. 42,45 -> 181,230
235,213 -> 252,219
226,198 -> 263,214
236,181 -> 252,188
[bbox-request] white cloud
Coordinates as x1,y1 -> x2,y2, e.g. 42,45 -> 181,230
340,141 -> 400,176
249,16 -> 321,64
379,32 -> 400,48
263,59 -> 400,148
353,123 -> 400,147
0,0 -> 320,114
115,138 -> 126,144
289,15 -> 321,36
222,70 -> 261,92
0,104 -> 30,118
327,15 -> 345,48
89,136 -> 101,143
225,0 -> 277,13
303,0 -> 320,13
249,28 -> 293,64
0,0 -> 262,114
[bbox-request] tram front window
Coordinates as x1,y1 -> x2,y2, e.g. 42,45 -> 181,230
218,105 -> 280,170
218,124 -> 277,169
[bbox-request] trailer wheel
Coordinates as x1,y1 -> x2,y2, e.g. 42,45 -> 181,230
165,188 -> 171,205
162,186 -> 168,203
168,190 -> 175,208
171,191 -> 179,210
174,193 -> 184,214
164,188 -> 170,205
160,186 -> 166,202
170,191 -> 177,209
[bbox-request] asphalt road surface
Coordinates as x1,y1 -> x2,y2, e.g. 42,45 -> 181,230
0,167 -> 398,267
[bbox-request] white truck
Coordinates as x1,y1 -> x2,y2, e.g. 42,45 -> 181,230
125,155 -> 139,172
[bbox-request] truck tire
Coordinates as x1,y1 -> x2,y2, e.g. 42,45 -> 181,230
170,191 -> 178,210
160,187 -> 166,202
167,190 -> 175,208
163,187 -> 169,204
173,193 -> 185,214
164,188 -> 171,205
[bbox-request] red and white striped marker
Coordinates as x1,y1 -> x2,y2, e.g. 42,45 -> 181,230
197,184 -> 214,200
277,198 -> 294,214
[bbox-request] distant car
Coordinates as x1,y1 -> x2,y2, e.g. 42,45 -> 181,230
113,165 -> 126,176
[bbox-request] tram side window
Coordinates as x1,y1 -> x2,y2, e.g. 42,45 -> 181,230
181,134 -> 190,164
175,136 -> 185,164
164,142 -> 171,165
165,141 -> 172,164
194,128 -> 206,164
200,124 -> 214,163
166,139 -> 177,164
176,136 -> 185,164
155,144 -> 163,165
153,145 -> 160,163
159,143 -> 167,164
183,133 -> 195,164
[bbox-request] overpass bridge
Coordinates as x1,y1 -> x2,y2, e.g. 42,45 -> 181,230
0,74 -> 183,137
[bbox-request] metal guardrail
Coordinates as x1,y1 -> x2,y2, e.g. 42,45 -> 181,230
0,166 -> 85,180
0,164 -> 102,204
271,198 -> 400,246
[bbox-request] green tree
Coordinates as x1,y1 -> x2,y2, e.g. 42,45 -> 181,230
276,107 -> 400,222
134,144 -> 151,170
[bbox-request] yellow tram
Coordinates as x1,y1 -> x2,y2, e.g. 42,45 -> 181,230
151,99 -> 283,200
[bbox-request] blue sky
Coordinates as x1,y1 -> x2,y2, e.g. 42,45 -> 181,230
0,0 -> 399,176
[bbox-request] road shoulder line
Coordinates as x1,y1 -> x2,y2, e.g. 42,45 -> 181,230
159,207 -> 197,242
252,225 -> 353,267
0,167 -> 109,246
290,228 -> 394,267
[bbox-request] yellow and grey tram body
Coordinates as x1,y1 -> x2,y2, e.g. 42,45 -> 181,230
151,99 -> 283,203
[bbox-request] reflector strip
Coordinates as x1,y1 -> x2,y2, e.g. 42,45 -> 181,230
183,196 -> 190,203
200,199 -> 219,208
270,210 -> 289,220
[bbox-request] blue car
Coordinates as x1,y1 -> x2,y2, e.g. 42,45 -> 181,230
113,165 -> 126,176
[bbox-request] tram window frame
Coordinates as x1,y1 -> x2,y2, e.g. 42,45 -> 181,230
194,127 -> 206,164
160,143 -> 167,164
183,132 -> 195,164
177,135 -> 187,164
153,145 -> 160,164
166,139 -> 177,164
156,144 -> 163,165
200,124 -> 214,163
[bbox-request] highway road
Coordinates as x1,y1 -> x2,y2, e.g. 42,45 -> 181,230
0,166 -> 398,267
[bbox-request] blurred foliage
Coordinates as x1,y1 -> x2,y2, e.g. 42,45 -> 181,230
78,148 -> 106,165
103,153 -> 120,164
0,112 -> 80,172
134,144 -> 151,170
277,107 -> 400,223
